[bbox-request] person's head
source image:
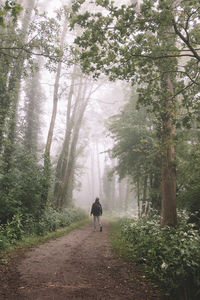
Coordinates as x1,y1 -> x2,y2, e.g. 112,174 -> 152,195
95,197 -> 99,203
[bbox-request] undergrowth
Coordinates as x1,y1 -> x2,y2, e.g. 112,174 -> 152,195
0,207 -> 88,251
110,213 -> 200,300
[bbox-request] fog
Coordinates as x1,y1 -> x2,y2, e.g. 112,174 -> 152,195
15,0 -> 139,216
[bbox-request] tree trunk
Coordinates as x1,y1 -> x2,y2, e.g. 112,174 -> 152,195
137,178 -> 141,218
43,16 -> 68,202
59,97 -> 89,207
2,0 -> 35,172
55,72 -> 83,208
161,74 -> 177,226
90,147 -> 95,200
23,58 -> 43,154
142,175 -> 148,216
44,16 -> 68,164
124,178 -> 130,211
55,77 -> 100,208
96,141 -> 103,198
159,0 -> 177,226
54,67 -> 77,208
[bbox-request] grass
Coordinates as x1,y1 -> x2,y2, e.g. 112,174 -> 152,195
0,218 -> 90,262
109,218 -> 133,259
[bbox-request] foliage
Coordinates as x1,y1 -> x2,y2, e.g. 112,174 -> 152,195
0,147 -> 47,222
176,139 -> 200,226
0,207 -> 87,249
71,0 -> 200,84
109,98 -> 157,176
119,214 -> 200,299
70,0 -> 200,226
0,1 -> 23,27
0,213 -> 23,248
34,207 -> 87,235
107,91 -> 161,210
70,0 -> 200,134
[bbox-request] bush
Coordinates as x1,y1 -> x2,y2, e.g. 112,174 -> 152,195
0,207 -> 87,249
34,207 -> 87,235
119,213 -> 200,300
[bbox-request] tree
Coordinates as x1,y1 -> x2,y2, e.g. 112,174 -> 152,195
22,58 -> 44,154
1,0 -> 36,174
43,10 -> 69,202
54,71 -> 100,208
0,2 -> 65,222
44,11 -> 69,165
108,91 -> 160,214
0,0 -> 23,28
70,0 -> 200,225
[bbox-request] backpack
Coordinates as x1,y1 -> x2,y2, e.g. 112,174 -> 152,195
92,202 -> 102,216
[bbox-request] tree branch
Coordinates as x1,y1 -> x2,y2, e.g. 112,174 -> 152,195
172,18 -> 200,62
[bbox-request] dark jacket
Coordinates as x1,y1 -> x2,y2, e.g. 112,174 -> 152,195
91,200 -> 102,216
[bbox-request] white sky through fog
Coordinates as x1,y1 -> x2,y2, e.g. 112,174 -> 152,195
34,0 -> 133,209
37,0 -> 133,13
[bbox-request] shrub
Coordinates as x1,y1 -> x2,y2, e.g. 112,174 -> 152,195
0,207 -> 87,249
120,213 -> 200,300
5,214 -> 24,243
34,207 -> 87,235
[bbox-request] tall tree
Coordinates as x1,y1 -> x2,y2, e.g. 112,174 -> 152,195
44,13 -> 69,165
2,0 -> 36,172
23,59 -> 43,154
54,73 -> 100,208
70,0 -> 200,225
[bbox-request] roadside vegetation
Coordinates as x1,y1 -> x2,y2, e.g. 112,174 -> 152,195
110,213 -> 200,300
0,207 -> 88,252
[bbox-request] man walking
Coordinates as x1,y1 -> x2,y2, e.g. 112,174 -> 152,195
90,197 -> 103,232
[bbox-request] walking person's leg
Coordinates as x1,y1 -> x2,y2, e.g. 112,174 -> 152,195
97,216 -> 102,232
93,216 -> 97,231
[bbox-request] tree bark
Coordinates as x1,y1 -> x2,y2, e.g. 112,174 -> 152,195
59,93 -> 89,207
159,0 -> 177,226
124,178 -> 130,211
55,72 -> 83,208
142,175 -> 148,216
161,74 -> 177,226
44,16 -> 68,163
137,178 -> 141,218
96,141 -> 103,198
2,0 -> 35,172
54,67 -> 77,208
55,77 -> 101,208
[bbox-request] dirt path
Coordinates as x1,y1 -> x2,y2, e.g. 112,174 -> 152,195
1,220 -> 160,300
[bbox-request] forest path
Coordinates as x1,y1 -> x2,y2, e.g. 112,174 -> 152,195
2,220 -> 160,300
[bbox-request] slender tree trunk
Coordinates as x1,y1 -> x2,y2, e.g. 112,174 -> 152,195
2,0 -> 35,172
142,174 -> 148,216
61,96 -> 89,206
159,0 -> 177,226
55,72 -> 83,208
23,58 -> 43,154
54,67 -> 77,208
0,55 -> 11,152
90,147 -> 95,200
55,77 -> 101,208
96,141 -> 103,198
44,16 -> 68,164
111,159 -> 116,208
43,16 -> 68,203
137,178 -> 141,218
161,74 -> 177,226
58,101 -> 88,207
124,178 -> 130,211
118,180 -> 123,210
